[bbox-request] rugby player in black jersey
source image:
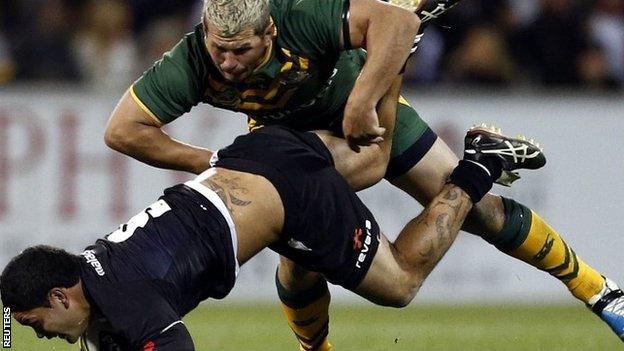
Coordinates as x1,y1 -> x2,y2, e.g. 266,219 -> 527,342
1,78 -> 558,350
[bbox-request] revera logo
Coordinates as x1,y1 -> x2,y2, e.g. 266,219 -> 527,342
355,220 -> 373,269
352,229 -> 363,250
81,250 -> 105,276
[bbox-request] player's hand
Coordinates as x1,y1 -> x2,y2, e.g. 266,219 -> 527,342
342,102 -> 386,152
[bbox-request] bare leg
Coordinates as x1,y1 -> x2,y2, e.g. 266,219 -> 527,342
390,135 -> 606,304
390,137 -> 504,238
276,257 -> 333,351
274,76 -> 405,351
355,184 -> 472,306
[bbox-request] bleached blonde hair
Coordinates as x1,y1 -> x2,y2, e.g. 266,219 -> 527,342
203,0 -> 271,37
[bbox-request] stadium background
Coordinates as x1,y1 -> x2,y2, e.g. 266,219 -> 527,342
1,0 -> 624,349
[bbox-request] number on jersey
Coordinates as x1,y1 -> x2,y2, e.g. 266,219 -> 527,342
107,200 -> 171,243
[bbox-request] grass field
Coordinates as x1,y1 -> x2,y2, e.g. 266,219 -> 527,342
6,303 -> 621,350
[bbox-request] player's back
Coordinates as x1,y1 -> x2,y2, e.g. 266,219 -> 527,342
80,184 -> 238,322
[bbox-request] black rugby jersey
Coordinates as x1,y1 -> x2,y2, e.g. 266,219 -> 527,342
79,184 -> 237,349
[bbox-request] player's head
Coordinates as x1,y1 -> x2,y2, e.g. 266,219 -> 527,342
202,0 -> 275,82
0,245 -> 89,344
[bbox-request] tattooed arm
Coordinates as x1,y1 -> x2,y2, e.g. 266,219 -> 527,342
315,75 -> 402,191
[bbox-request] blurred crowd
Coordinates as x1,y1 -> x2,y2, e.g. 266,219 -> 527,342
0,0 -> 622,92
407,0 -> 624,90
0,0 -> 200,91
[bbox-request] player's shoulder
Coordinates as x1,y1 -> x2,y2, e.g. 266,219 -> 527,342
163,24 -> 209,65
271,0 -> 344,56
271,0 -> 343,23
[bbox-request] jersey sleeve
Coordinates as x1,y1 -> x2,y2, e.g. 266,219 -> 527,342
132,27 -> 208,124
273,0 -> 345,59
85,279 -> 186,350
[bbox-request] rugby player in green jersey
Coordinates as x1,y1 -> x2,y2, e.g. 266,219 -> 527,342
103,0 -> 624,348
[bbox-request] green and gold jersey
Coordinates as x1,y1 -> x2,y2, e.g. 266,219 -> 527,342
132,0 -> 365,130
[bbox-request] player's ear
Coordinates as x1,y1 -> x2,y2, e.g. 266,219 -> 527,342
264,19 -> 276,38
49,288 -> 70,309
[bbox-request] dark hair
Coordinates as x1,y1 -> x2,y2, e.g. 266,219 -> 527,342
0,245 -> 82,312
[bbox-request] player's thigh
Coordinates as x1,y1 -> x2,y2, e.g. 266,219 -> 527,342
352,234 -> 417,308
387,101 -> 458,204
390,137 -> 458,204
390,135 -> 504,236
277,255 -> 325,291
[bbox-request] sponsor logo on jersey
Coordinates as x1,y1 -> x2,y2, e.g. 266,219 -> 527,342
355,220 -> 373,269
287,238 -> 313,252
353,228 -> 363,250
81,250 -> 105,276
143,341 -> 156,351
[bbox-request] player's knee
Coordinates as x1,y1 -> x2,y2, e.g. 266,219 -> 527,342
379,247 -> 426,307
276,258 -> 323,292
354,162 -> 387,190
381,286 -> 418,308
369,154 -> 389,184
467,193 -> 505,237
399,279 -> 424,307
378,278 -> 422,308
391,293 -> 416,308
350,144 -> 389,189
